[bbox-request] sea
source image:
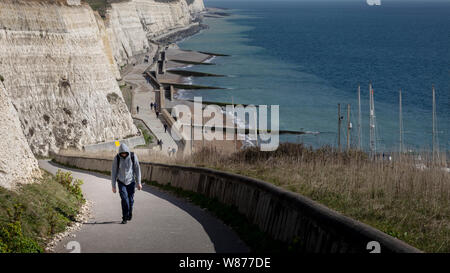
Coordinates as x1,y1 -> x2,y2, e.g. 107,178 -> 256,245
178,0 -> 450,152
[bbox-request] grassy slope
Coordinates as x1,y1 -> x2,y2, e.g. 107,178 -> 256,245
181,144 -> 450,253
0,171 -> 84,252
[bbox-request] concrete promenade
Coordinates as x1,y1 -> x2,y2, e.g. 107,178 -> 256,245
122,57 -> 178,156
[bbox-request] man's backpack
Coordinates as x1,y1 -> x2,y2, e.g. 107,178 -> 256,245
115,152 -> 136,178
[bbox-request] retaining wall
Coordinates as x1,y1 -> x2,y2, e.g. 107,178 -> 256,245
83,136 -> 145,152
52,154 -> 421,253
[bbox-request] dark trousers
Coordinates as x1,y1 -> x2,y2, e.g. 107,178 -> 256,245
118,181 -> 135,221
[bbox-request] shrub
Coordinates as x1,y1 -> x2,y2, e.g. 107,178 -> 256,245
137,124 -> 153,145
55,170 -> 84,202
0,204 -> 42,253
0,221 -> 42,253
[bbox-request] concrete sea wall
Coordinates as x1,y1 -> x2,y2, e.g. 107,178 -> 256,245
83,136 -> 146,152
53,154 -> 421,253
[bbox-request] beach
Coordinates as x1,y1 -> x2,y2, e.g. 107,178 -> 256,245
160,45 -> 245,155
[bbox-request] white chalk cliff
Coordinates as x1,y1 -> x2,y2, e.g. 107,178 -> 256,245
0,0 -> 205,162
0,0 -> 138,156
0,83 -> 40,189
106,0 -> 205,67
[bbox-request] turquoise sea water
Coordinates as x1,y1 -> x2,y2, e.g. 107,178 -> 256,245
178,0 -> 449,152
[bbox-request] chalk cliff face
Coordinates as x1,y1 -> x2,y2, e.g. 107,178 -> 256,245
0,0 -> 138,156
187,0 -> 206,14
0,0 -> 204,157
105,1 -> 151,67
0,83 -> 40,189
106,0 -> 205,67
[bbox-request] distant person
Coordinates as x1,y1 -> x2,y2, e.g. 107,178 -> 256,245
111,144 -> 142,224
136,105 -> 140,114
150,102 -> 154,110
159,139 -> 163,150
164,123 -> 168,133
154,103 -> 158,112
156,111 -> 160,118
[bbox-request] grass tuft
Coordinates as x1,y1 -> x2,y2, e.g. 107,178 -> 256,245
179,143 -> 450,253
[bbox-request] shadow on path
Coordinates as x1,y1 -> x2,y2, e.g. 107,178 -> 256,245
46,160 -> 249,253
141,185 -> 249,253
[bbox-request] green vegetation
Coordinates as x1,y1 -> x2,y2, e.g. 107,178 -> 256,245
181,144 -> 450,253
137,124 -> 153,145
0,171 -> 84,253
55,170 -> 84,202
144,180 -> 298,252
0,75 -> 4,82
84,0 -> 109,16
84,0 -> 127,17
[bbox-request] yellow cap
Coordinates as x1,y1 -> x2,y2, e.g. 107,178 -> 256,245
115,141 -> 120,147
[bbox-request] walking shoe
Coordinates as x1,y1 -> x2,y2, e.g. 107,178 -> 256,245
127,214 -> 132,221
121,220 -> 127,224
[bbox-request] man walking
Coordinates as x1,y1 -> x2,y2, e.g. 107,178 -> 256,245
111,143 -> 142,224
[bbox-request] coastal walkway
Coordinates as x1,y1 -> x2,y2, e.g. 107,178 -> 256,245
122,59 -> 179,156
39,160 -> 249,253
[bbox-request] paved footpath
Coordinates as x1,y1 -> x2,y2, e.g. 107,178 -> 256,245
39,160 -> 249,253
123,62 -> 179,156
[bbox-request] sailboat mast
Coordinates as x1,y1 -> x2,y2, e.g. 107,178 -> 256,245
338,103 -> 342,152
432,85 -> 439,162
358,85 -> 362,150
399,89 -> 404,153
369,83 -> 376,157
347,104 -> 351,151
